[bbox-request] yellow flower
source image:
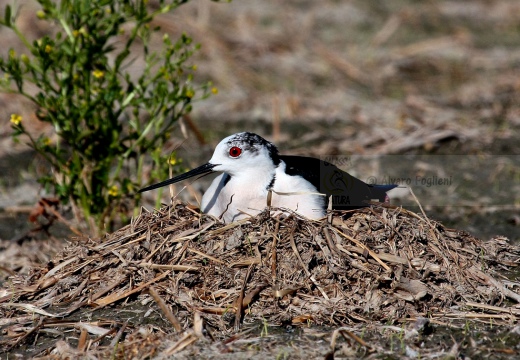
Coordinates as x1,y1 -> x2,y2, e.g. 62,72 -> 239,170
36,10 -> 45,19
45,44 -> 52,53
192,65 -> 197,71
186,89 -> 194,98
211,87 -> 218,95
168,157 -> 177,166
10,114 -> 22,125
72,30 -> 79,37
108,185 -> 119,197
43,137 -> 51,146
92,69 -> 104,79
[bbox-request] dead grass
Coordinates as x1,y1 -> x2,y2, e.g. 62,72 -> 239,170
2,0 -> 520,157
1,202 -> 519,358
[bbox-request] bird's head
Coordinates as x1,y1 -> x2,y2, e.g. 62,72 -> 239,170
208,132 -> 280,176
138,132 -> 280,193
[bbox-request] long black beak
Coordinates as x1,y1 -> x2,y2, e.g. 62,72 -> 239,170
138,163 -> 218,193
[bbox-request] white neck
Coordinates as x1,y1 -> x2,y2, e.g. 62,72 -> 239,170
228,162 -> 276,191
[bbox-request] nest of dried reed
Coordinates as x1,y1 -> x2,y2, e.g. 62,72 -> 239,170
1,202 -> 519,357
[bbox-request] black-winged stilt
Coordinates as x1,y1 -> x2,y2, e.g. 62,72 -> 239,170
139,132 -> 396,223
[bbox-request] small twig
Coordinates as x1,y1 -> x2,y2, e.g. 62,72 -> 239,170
193,311 -> 204,338
322,226 -> 340,256
0,264 -> 17,276
271,220 -> 280,281
266,189 -> 273,207
327,195 -> 333,224
333,228 -> 391,272
469,266 -> 520,303
91,326 -> 118,346
149,286 -> 182,332
138,263 -> 199,272
145,221 -> 215,262
163,331 -> 199,355
408,187 -> 454,265
6,317 -> 44,351
408,187 -> 431,228
94,270 -> 171,307
188,248 -> 227,265
109,322 -> 128,348
42,200 -> 83,236
371,13 -> 402,46
340,329 -> 372,350
219,194 -> 234,221
289,229 -> 329,300
77,328 -> 88,351
235,264 -> 255,330
466,301 -> 520,315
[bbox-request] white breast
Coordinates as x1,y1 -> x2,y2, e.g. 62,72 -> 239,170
200,161 -> 325,223
269,163 -> 326,220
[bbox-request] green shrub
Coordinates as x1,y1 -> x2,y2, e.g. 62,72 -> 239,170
0,0 -> 213,234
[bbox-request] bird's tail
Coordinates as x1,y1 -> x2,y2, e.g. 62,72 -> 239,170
370,184 -> 398,203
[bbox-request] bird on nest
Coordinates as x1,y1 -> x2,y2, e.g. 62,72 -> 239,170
139,132 -> 397,223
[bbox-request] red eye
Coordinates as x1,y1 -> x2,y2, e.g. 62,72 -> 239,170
229,146 -> 242,158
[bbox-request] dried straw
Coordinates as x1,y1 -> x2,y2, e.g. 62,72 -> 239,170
1,202 -> 519,357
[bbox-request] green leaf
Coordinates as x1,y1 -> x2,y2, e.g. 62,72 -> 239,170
4,4 -> 11,27
0,0 -> 215,234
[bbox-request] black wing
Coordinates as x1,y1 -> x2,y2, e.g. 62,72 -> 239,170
280,155 -> 397,210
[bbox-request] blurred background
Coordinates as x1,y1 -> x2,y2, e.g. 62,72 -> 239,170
0,0 -> 519,254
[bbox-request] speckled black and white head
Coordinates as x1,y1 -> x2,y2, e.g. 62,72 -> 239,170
137,132 -> 281,194
208,132 -> 280,177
